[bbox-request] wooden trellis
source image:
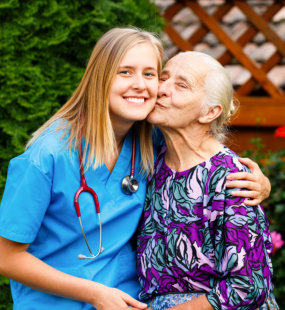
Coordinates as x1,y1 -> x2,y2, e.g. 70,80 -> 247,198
161,0 -> 285,128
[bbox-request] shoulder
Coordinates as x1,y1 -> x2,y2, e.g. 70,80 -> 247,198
210,146 -> 250,175
202,147 -> 249,193
12,121 -> 72,177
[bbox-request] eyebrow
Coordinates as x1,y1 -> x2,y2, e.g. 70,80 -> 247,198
119,65 -> 157,70
162,69 -> 191,86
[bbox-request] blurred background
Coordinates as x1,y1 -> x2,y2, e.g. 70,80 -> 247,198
0,0 -> 284,308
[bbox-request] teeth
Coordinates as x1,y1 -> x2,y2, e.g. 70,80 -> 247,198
126,97 -> 145,103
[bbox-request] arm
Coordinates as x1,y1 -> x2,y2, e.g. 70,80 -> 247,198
204,188 -> 272,310
0,152 -> 147,310
0,236 -> 147,310
226,157 -> 271,206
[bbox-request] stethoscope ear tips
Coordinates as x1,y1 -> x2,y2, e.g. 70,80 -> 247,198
78,254 -> 87,260
78,246 -> 104,260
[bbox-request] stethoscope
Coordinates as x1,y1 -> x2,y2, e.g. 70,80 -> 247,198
74,130 -> 139,259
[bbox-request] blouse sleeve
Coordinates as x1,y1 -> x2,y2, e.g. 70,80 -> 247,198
205,170 -> 273,310
0,155 -> 52,243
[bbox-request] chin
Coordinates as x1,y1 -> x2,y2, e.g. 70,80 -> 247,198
134,109 -> 154,121
129,113 -> 150,122
146,112 -> 161,125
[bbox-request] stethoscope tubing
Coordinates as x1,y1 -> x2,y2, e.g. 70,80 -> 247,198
130,130 -> 136,178
74,133 -> 103,259
74,128 -> 138,259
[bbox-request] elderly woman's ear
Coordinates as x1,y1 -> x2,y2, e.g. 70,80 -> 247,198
198,104 -> 223,124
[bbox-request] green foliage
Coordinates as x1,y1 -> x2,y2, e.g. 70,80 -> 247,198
0,0 -> 164,307
0,276 -> 12,310
243,138 -> 285,308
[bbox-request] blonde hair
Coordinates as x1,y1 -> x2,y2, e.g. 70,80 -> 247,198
182,51 -> 238,143
27,27 -> 163,173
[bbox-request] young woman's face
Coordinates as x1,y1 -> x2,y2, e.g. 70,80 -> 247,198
109,42 -> 159,129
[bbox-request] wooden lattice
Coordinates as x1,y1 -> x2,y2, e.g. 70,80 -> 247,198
161,0 -> 285,127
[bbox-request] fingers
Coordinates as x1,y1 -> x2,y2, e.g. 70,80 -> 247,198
226,172 -> 257,182
243,199 -> 260,206
238,157 -> 258,171
227,157 -> 270,205
121,292 -> 148,309
230,189 -> 263,206
226,180 -> 260,192
230,190 -> 260,206
230,190 -> 259,198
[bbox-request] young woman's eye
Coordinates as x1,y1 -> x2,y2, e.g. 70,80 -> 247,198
160,77 -> 167,82
145,72 -> 155,77
119,70 -> 130,75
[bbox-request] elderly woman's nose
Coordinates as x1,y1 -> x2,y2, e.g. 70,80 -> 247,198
158,80 -> 170,96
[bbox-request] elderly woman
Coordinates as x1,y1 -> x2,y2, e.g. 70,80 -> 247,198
137,52 -> 279,310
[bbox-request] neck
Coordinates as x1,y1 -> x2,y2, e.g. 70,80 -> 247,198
104,120 -> 134,173
113,122 -> 134,150
160,125 -> 223,172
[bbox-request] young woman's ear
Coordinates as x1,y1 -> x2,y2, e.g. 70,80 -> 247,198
199,105 -> 223,124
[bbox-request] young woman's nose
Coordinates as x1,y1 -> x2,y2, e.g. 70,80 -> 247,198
132,74 -> 146,90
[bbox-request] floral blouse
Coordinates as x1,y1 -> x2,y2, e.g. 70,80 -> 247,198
137,146 -> 274,310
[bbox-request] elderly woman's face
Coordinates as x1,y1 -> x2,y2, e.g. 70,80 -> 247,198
147,54 -> 207,129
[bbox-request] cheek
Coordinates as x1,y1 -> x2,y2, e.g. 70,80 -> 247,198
110,77 -> 129,96
148,80 -> 159,98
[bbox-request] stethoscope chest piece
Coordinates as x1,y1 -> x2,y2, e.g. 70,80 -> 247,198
121,129 -> 139,195
121,175 -> 139,194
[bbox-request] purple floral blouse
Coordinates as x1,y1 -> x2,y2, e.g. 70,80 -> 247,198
137,146 -> 274,310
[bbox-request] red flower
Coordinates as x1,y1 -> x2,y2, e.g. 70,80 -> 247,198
271,231 -> 284,255
274,126 -> 285,138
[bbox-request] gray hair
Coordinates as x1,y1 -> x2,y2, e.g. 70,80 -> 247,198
180,51 -> 238,143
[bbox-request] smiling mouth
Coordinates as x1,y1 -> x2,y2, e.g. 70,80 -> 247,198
124,97 -> 147,104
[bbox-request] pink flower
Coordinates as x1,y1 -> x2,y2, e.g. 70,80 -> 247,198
271,231 -> 284,254
274,126 -> 285,138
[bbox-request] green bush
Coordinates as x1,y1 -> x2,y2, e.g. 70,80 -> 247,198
243,138 -> 285,308
0,0 -> 164,307
0,275 -> 12,310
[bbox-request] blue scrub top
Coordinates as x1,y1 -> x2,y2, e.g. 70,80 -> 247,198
0,123 -> 149,310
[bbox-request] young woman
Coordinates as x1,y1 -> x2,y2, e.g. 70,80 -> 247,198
0,28 -> 270,310
0,27 -> 163,310
137,51 -> 278,310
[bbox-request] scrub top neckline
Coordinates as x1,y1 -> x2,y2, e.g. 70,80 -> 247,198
98,129 -> 133,185
80,128 -> 134,189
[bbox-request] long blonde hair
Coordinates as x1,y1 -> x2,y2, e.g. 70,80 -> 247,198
27,27 -> 163,173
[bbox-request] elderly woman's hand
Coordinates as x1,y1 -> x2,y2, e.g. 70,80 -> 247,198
226,157 -> 271,206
